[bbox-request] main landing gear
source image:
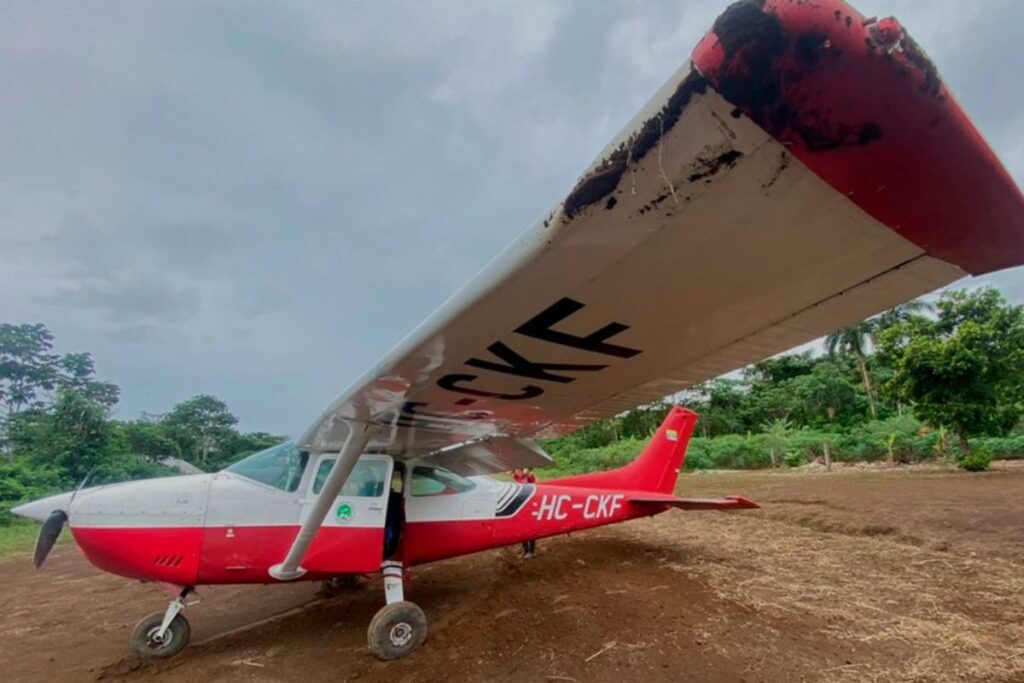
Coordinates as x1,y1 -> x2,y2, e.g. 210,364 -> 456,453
131,587 -> 194,659
367,560 -> 427,660
128,564 -> 427,661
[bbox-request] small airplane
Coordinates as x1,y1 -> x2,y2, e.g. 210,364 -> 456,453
15,407 -> 754,660
13,0 -> 1024,664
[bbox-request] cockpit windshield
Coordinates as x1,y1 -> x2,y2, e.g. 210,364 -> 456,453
226,441 -> 308,492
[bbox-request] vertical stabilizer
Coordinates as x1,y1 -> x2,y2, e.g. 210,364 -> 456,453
549,407 -> 698,493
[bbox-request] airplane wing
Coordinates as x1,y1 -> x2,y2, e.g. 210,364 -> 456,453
298,0 -> 1024,462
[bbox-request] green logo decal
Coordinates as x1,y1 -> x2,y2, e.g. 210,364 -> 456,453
335,502 -> 353,523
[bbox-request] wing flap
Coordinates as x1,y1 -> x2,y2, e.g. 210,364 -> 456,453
417,437 -> 552,477
630,494 -> 760,511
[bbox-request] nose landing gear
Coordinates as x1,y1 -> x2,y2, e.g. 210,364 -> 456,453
367,560 -> 427,660
131,587 -> 194,659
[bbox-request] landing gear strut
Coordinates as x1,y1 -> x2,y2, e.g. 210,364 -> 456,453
367,561 -> 427,660
131,587 -> 194,659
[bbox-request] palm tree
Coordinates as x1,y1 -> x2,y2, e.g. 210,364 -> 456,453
825,300 -> 933,420
870,299 -> 933,342
825,320 -> 877,419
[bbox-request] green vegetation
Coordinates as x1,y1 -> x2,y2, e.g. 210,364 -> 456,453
0,323 -> 285,535
1,287 -> 1021,544
0,519 -> 65,560
542,288 -> 1024,475
958,445 -> 994,472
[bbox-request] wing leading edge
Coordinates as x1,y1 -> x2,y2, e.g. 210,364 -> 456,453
299,0 -> 1024,460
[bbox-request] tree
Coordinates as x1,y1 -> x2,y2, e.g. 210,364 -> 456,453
119,419 -> 182,462
161,395 -> 240,468
46,390 -> 115,482
692,379 -> 747,437
618,402 -> 671,440
871,299 -> 932,339
0,323 -> 60,417
743,352 -> 817,389
878,288 -> 1024,453
790,362 -> 864,426
826,320 -> 878,419
57,353 -> 120,407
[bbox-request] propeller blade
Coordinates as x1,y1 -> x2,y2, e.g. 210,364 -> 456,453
33,510 -> 68,569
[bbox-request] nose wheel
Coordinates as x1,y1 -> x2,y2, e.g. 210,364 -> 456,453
131,611 -> 190,659
131,586 -> 194,659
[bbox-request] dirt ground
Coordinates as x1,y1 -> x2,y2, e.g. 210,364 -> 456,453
3,462 -> 1023,683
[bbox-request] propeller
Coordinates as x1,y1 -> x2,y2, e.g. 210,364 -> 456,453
33,509 -> 68,569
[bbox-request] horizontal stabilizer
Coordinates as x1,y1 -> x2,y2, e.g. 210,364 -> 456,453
629,494 -> 759,511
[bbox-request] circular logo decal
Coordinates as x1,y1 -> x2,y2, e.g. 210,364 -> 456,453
335,502 -> 354,523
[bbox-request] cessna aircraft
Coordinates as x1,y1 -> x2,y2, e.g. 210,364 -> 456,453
13,0 -> 1024,663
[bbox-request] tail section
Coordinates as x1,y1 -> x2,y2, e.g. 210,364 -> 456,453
549,407 -> 698,494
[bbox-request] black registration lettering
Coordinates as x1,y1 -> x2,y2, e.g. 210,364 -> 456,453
466,341 -> 606,384
515,297 -> 642,359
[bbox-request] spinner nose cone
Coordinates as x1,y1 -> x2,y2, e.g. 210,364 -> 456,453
11,491 -> 75,523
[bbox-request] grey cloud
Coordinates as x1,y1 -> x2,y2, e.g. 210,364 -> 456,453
41,274 -> 201,324
1,1 -> 1021,435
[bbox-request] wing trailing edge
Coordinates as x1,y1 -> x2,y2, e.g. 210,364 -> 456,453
628,494 -> 760,511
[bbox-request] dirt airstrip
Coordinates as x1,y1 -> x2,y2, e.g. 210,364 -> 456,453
2,463 -> 1023,683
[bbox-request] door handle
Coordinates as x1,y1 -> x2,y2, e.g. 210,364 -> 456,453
368,502 -> 383,511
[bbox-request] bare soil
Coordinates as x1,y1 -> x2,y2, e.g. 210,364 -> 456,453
3,462 -> 1023,683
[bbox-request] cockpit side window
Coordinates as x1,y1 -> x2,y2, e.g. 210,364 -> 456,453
312,458 -> 388,497
226,441 -> 308,492
410,466 -> 476,497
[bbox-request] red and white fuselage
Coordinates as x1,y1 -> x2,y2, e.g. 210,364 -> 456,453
17,408 -> 750,588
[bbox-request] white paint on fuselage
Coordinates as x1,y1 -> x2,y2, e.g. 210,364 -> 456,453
43,456 -> 509,532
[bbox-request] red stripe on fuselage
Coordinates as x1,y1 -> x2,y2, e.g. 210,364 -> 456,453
71,527 -> 203,585
197,525 -> 383,583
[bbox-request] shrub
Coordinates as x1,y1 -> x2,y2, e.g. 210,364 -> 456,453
683,439 -> 713,470
958,445 -> 993,472
783,450 -> 805,468
549,438 -> 644,475
972,434 -> 1024,460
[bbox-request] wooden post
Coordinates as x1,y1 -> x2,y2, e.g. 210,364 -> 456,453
823,441 -> 832,472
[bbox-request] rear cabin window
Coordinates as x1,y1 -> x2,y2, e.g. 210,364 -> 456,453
312,459 -> 388,497
226,441 -> 308,493
410,466 -> 476,497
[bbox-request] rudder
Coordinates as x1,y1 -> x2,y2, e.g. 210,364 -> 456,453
548,407 -> 698,493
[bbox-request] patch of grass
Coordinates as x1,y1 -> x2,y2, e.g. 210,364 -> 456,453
0,520 -> 44,560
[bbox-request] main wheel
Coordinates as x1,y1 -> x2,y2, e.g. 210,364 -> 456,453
131,611 -> 191,659
367,601 -> 427,660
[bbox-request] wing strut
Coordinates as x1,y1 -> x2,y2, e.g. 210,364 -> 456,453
269,421 -> 377,581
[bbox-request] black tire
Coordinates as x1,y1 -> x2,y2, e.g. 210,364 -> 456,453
321,575 -> 360,598
130,611 -> 190,660
367,601 -> 427,660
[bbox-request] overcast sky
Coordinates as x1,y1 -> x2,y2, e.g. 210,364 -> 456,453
2,0 -> 1021,435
